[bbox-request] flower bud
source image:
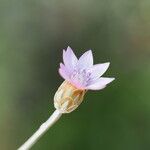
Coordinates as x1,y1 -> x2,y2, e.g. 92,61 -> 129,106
54,81 -> 86,113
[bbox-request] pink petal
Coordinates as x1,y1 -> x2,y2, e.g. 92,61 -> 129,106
59,63 -> 71,80
78,50 -> 93,69
86,77 -> 115,90
63,46 -> 78,70
60,63 -> 68,73
89,62 -> 110,79
59,68 -> 69,80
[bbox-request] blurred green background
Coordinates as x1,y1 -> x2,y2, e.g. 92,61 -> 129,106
0,0 -> 150,150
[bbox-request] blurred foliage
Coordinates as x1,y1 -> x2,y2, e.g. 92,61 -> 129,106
0,0 -> 150,150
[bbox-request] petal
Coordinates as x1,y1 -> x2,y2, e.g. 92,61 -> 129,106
59,68 -> 69,80
59,63 -> 70,80
78,50 -> 93,69
86,77 -> 115,90
89,62 -> 110,79
60,63 -> 69,73
63,46 -> 78,70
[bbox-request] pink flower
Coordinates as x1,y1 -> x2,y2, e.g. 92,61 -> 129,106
59,46 -> 115,90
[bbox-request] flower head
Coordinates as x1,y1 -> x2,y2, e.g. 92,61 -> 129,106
59,46 -> 115,90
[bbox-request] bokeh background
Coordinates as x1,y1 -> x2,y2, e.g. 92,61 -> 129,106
0,0 -> 150,150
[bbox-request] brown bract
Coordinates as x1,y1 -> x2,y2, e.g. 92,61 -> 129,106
54,81 -> 86,113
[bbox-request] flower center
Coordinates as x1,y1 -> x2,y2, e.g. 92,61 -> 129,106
70,69 -> 91,88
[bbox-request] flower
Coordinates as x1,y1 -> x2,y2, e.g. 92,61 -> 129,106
54,46 -> 115,113
59,46 -> 115,90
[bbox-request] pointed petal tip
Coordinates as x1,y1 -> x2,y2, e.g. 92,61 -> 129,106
102,62 -> 110,69
66,46 -> 76,56
87,49 -> 93,54
110,77 -> 115,82
59,62 -> 64,68
103,77 -> 115,84
103,62 -> 110,69
106,62 -> 110,66
67,46 -> 71,49
58,68 -> 63,77
89,50 -> 93,57
85,50 -> 93,60
66,46 -> 73,52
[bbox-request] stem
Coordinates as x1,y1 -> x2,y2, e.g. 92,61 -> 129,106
18,110 -> 62,150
